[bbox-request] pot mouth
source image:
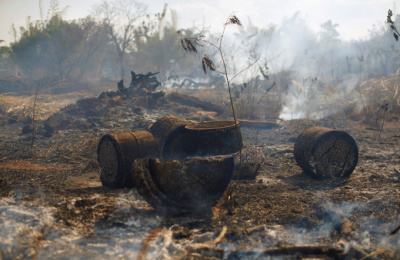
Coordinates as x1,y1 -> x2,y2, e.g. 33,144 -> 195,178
185,120 -> 239,130
153,153 -> 235,162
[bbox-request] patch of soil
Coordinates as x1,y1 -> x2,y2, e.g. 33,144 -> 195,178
0,94 -> 400,259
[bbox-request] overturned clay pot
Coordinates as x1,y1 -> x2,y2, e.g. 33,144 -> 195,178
97,131 -> 160,188
294,127 -> 358,179
131,154 -> 234,212
183,120 -> 243,157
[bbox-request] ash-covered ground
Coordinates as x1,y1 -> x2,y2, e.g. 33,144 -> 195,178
0,90 -> 400,259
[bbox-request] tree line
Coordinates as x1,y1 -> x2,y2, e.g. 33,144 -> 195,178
0,0 -> 201,85
1,0 -> 400,90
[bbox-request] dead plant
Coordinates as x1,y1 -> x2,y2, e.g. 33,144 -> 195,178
375,102 -> 389,138
387,9 -> 400,41
234,60 -> 277,119
178,14 -> 260,210
31,83 -> 41,148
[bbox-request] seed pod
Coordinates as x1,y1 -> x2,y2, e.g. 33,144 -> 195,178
294,127 -> 358,179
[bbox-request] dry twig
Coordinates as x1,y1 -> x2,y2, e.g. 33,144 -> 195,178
360,249 -> 394,260
31,83 -> 41,148
137,228 -> 163,260
176,226 -> 228,259
389,224 -> 400,235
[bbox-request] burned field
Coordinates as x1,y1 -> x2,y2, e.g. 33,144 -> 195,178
1,75 -> 400,259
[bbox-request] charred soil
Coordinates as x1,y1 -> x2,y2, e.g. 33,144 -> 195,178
0,95 -> 400,259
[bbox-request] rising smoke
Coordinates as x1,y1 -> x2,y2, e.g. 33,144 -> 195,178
2,4 -> 400,120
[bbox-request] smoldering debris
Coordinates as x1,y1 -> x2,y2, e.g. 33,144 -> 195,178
2,188 -> 399,260
35,71 -> 227,139
167,92 -> 225,115
2,116 -> 400,258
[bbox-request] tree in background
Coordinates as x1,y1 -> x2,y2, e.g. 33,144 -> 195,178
130,4 -> 200,83
10,2 -> 108,82
0,40 -> 15,77
93,0 -> 148,79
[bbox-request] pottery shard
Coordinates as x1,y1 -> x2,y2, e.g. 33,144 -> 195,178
131,154 -> 234,212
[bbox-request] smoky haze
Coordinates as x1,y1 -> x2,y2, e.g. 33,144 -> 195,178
0,1 -> 399,120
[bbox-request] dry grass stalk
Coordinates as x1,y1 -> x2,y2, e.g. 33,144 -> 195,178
41,131 -> 99,163
31,83 -> 41,148
176,226 -> 228,259
32,226 -> 46,260
137,228 -> 164,260
360,249 -> 394,260
354,74 -> 400,126
375,102 -> 388,138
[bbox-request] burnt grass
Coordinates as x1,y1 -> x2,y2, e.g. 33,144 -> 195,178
1,98 -> 400,259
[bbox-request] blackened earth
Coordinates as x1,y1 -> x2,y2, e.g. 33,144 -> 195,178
0,104 -> 400,259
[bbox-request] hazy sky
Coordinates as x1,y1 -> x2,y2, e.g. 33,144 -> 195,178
0,0 -> 395,45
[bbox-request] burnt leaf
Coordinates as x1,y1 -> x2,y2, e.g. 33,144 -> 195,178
180,37 -> 198,53
180,39 -> 188,52
225,15 -> 242,26
201,54 -> 215,74
201,59 -> 207,74
387,9 -> 400,42
185,38 -> 198,53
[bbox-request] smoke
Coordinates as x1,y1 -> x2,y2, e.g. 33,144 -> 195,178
1,188 -> 399,259
198,11 -> 400,120
4,4 -> 400,121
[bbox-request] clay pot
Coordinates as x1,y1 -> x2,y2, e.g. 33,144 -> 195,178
294,127 -> 358,179
183,120 -> 243,157
149,115 -> 192,159
131,154 -> 234,212
97,131 -> 160,188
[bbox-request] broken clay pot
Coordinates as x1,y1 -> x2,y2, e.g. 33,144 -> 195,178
131,154 -> 234,212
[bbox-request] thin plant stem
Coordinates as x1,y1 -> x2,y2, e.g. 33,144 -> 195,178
31,83 -> 41,148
